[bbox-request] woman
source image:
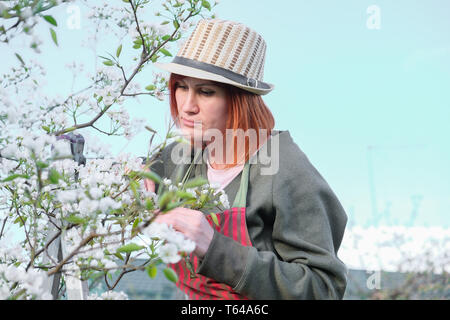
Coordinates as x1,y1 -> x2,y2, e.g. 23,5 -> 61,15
145,19 -> 348,300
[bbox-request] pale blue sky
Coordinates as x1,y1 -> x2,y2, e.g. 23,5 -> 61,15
2,0 -> 449,227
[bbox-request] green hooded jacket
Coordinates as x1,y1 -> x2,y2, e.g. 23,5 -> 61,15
148,129 -> 348,299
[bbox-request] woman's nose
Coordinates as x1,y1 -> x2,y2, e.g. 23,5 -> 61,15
181,89 -> 199,114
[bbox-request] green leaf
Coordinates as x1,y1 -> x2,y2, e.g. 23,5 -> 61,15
131,217 -> 141,237
114,252 -> 124,261
129,180 -> 140,199
103,60 -> 114,66
158,192 -> 173,211
43,15 -> 57,26
116,44 -> 122,58
65,215 -> 87,225
145,198 -> 154,211
159,48 -> 172,57
14,216 -> 27,227
15,53 -> 25,66
185,257 -> 197,278
62,126 -> 77,134
184,177 -> 208,189
161,35 -> 171,41
173,20 -> 180,29
132,217 -> 141,230
48,168 -> 60,184
2,174 -> 30,183
127,171 -> 138,179
36,161 -> 49,169
2,9 -> 12,19
199,192 -> 207,204
175,190 -> 196,200
116,243 -> 145,254
41,125 -> 50,133
146,265 -> 158,279
145,84 -> 156,91
164,201 -> 184,212
209,212 -> 219,227
50,28 -> 58,46
202,0 -> 211,11
163,267 -> 178,283
34,0 -> 45,13
161,21 -> 170,25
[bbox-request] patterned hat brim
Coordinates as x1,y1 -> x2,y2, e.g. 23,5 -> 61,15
154,59 -> 274,95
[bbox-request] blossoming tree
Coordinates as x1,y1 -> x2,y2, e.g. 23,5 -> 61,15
0,0 -> 225,300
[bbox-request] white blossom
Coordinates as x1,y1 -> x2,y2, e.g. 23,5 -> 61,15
0,144 -> 18,158
56,190 -> 79,203
340,226 -> 450,273
98,196 -> 121,212
159,243 -> 181,264
53,139 -> 72,157
219,192 -> 230,209
89,187 -> 103,199
0,264 -> 51,299
87,290 -> 128,300
143,222 -> 196,263
78,198 -> 99,216
180,21 -> 191,32
154,89 -> 165,101
0,3 -> 8,13
20,7 -> 33,19
0,0 -> 245,301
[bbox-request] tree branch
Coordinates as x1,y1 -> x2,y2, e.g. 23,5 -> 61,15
47,232 -> 99,277
52,7 -> 196,136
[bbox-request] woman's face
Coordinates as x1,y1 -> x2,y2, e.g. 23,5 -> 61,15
174,76 -> 228,142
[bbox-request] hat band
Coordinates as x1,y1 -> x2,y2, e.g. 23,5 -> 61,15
172,56 -> 271,90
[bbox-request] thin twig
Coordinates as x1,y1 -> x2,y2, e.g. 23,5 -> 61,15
26,229 -> 62,271
52,8 -> 195,136
129,0 -> 148,57
47,78 -> 104,112
0,217 -> 8,239
47,232 -> 99,276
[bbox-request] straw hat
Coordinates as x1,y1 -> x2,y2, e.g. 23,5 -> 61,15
154,19 -> 274,95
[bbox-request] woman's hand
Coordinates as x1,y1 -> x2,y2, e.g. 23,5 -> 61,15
129,165 -> 213,257
154,207 -> 214,258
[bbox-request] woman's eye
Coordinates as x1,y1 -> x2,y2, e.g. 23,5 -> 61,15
175,82 -> 187,89
200,89 -> 214,96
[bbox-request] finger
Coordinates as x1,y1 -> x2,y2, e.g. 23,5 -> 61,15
154,213 -> 179,228
144,179 -> 155,192
154,210 -> 191,234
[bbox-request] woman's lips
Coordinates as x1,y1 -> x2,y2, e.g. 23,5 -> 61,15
182,118 -> 198,128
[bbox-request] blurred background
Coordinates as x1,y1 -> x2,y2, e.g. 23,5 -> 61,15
2,0 -> 449,299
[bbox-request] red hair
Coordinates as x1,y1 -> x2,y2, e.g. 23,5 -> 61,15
168,73 -> 275,168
